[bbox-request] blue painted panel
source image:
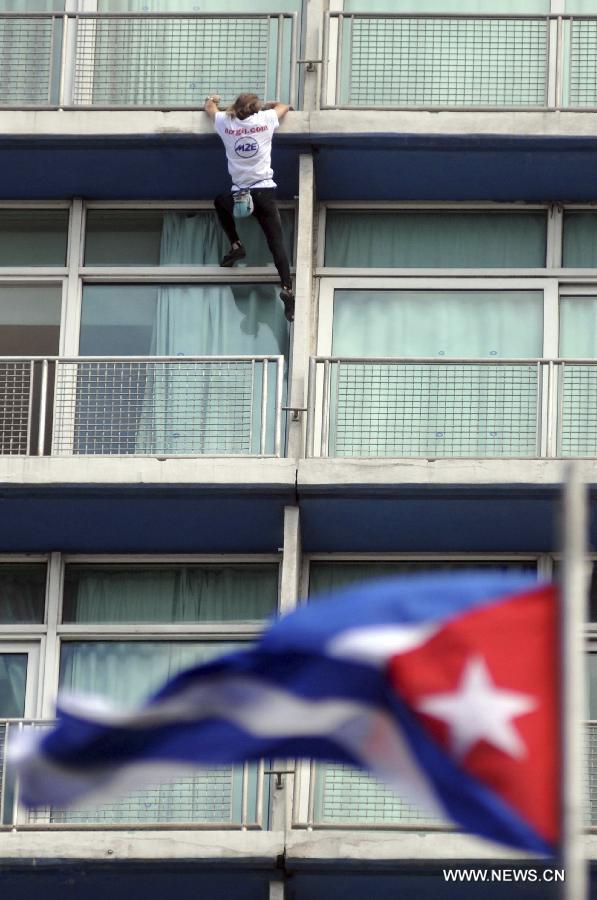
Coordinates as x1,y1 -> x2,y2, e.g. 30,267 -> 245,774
2,132 -> 597,201
0,488 -> 290,552
0,866 -> 271,900
290,871 -> 562,900
299,491 -> 561,552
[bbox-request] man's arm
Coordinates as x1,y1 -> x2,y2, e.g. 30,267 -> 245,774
203,95 -> 221,120
263,101 -> 293,120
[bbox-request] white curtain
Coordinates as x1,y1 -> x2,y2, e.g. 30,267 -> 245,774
136,213 -> 289,455
563,213 -> 597,268
558,296 -> 597,455
63,564 -> 278,623
325,211 -> 547,268
330,290 -> 543,457
57,640 -> 259,824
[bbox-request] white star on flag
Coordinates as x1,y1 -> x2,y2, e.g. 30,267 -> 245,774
416,655 -> 537,760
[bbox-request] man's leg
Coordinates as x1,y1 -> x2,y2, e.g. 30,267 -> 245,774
214,192 -> 246,266
251,189 -> 294,321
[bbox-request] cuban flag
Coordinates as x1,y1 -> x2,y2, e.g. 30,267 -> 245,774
14,572 -> 558,854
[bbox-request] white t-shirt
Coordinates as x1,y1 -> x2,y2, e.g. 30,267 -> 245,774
214,109 -> 279,191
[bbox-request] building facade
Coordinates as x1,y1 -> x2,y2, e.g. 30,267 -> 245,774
1,0 -> 597,897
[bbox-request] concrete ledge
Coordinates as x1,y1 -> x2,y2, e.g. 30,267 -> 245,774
298,458 -> 597,490
285,829 -> 535,864
0,829 -> 284,864
0,456 -> 297,490
5,109 -> 597,141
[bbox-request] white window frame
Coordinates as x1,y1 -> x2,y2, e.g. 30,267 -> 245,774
0,642 -> 42,719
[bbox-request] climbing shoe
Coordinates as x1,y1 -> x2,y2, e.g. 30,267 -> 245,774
280,286 -> 295,323
220,243 -> 246,267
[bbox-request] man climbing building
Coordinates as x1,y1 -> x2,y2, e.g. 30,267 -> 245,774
204,92 -> 295,323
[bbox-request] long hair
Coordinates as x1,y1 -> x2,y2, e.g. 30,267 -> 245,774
226,93 -> 262,120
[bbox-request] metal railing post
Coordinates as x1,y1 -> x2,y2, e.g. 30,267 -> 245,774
321,359 -> 331,458
260,359 -> 269,455
274,356 -> 284,458
241,761 -> 250,831
289,12 -> 298,109
320,12 -> 329,108
274,14 -> 284,102
37,359 -> 49,457
306,357 -> 316,458
58,13 -> 75,107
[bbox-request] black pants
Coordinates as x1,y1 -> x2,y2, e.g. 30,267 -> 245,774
214,188 -> 291,287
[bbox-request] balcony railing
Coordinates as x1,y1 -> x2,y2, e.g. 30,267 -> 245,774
0,720 -> 265,829
0,356 -> 284,458
4,720 -> 596,831
322,13 -> 597,110
306,357 -> 597,459
0,12 -> 297,109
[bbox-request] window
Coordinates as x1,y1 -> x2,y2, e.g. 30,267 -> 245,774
62,563 -> 278,623
305,558 -> 538,828
0,555 -> 277,828
84,209 -> 294,268
0,210 -> 68,266
563,213 -> 597,268
325,211 -> 547,268
0,564 -> 46,624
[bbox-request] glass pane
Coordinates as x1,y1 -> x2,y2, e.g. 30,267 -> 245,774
80,283 -> 288,356
563,213 -> 597,267
332,290 -> 543,357
559,296 -> 597,358
0,564 -> 46,624
309,560 -> 538,827
309,560 -> 537,599
0,654 -> 27,718
325,211 -> 547,268
0,284 -> 61,355
59,641 -> 238,706
56,640 -> 260,826
99,0 -> 300,11
589,654 -> 597,719
0,211 -> 68,266
84,209 -> 294,267
62,564 -> 278,623
76,283 -> 288,455
0,1 -> 63,9
344,1 -> 548,9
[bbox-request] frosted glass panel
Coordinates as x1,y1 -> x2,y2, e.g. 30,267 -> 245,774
99,0 -> 299,9
344,1 -> 548,10
325,211 -> 546,268
62,564 -> 278,623
0,655 -> 27,718
0,211 -> 68,265
85,209 -> 294,267
0,564 -> 46,624
332,291 -> 543,357
563,213 -> 597,268
60,640 -> 236,706
560,297 -> 597,357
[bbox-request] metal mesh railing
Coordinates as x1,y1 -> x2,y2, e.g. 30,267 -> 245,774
558,363 -> 597,457
569,19 -> 597,108
340,16 -> 548,108
71,13 -> 295,107
324,13 -> 550,109
51,357 -> 283,457
0,360 -> 33,455
0,15 -> 57,105
1,720 -> 265,829
308,358 -> 542,459
313,762 -> 444,827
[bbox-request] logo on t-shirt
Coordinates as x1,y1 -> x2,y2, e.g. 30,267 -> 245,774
234,136 -> 259,158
